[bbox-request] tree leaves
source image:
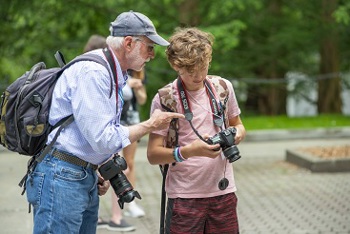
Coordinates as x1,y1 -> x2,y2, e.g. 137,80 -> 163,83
0,0 -> 348,115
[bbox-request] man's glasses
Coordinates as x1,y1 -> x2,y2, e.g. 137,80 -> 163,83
134,38 -> 155,53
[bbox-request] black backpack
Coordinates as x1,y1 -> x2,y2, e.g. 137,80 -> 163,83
0,48 -> 116,156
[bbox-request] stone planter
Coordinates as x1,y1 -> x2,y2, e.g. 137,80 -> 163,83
286,146 -> 350,172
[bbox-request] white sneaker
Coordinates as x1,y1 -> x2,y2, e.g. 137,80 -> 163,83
124,201 -> 145,218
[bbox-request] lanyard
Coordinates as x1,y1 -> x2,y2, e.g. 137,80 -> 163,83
176,77 -> 224,141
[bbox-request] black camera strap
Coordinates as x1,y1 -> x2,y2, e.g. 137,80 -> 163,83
176,77 -> 224,142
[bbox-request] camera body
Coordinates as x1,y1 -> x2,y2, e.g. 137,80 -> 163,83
98,155 -> 141,209
207,127 -> 241,163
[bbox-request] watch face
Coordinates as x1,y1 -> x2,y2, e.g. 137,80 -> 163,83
218,178 -> 229,190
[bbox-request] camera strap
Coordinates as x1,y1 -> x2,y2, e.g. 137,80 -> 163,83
176,77 -> 224,142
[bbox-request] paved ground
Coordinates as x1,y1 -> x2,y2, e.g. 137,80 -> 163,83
1,129 -> 350,234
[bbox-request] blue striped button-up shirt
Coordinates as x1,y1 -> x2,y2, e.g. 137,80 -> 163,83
47,48 -> 130,165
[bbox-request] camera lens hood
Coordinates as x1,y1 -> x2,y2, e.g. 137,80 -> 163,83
118,190 -> 142,209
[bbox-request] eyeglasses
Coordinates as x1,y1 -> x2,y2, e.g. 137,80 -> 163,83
134,38 -> 155,53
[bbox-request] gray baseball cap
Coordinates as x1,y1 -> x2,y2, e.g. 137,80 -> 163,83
110,10 -> 169,46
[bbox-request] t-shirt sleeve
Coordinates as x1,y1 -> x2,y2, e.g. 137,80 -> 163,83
225,80 -> 241,119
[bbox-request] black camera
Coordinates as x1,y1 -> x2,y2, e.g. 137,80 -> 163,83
207,127 -> 241,163
98,155 -> 141,209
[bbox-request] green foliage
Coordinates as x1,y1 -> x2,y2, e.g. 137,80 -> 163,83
333,2 -> 350,25
242,114 -> 350,130
0,0 -> 349,118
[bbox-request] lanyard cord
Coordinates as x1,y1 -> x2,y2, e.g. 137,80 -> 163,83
176,77 -> 224,142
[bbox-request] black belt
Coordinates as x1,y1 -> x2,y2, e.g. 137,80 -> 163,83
52,149 -> 98,170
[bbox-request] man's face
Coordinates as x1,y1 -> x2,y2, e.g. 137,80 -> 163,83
127,36 -> 155,71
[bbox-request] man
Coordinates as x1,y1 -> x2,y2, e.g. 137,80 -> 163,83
83,35 -> 147,231
147,27 -> 246,233
25,11 -> 183,234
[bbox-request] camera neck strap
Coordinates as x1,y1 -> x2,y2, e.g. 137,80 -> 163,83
176,77 -> 224,142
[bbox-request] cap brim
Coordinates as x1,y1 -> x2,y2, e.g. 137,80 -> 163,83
147,34 -> 170,46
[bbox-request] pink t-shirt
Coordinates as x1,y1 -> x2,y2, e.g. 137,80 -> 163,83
151,77 -> 241,199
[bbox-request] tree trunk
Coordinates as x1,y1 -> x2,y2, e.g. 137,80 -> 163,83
246,0 -> 287,116
318,0 -> 342,113
256,67 -> 287,116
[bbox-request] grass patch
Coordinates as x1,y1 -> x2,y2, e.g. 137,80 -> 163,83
242,114 -> 350,130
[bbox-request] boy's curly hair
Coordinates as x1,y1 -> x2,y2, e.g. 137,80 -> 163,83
166,28 -> 214,73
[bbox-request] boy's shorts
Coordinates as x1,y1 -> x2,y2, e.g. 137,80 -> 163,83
165,192 -> 239,234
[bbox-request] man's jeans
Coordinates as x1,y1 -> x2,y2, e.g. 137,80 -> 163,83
26,153 -> 99,234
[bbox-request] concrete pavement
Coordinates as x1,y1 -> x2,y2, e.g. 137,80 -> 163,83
1,128 -> 350,234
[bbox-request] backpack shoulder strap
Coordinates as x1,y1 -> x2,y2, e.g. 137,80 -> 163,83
58,50 -> 117,98
102,48 -> 118,98
158,83 -> 177,113
157,82 -> 179,149
157,82 -> 178,233
54,51 -> 66,68
159,162 -> 168,234
207,75 -> 229,103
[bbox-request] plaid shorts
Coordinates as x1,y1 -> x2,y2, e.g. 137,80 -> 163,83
165,193 -> 239,234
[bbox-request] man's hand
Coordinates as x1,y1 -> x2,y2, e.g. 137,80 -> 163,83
97,175 -> 110,196
128,78 -> 143,89
148,109 -> 184,131
127,109 -> 184,144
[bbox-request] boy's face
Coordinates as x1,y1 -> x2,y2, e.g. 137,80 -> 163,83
177,61 -> 210,91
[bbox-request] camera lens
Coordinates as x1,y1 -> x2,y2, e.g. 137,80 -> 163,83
108,171 -> 142,209
109,172 -> 130,195
98,155 -> 142,209
223,145 -> 241,163
114,156 -> 127,170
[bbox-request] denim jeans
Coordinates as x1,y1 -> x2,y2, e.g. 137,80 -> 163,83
26,153 -> 99,234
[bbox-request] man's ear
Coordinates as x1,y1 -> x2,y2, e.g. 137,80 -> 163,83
124,36 -> 134,51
